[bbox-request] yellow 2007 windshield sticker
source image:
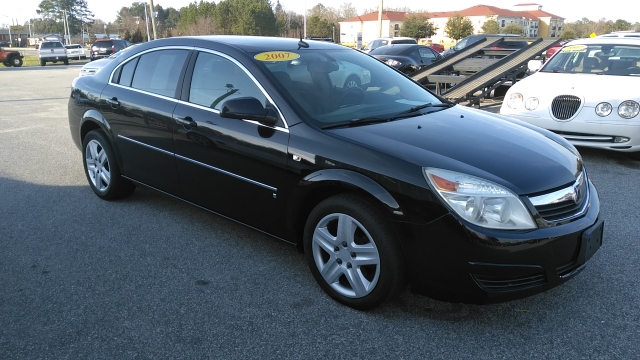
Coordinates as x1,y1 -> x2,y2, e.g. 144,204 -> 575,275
561,45 -> 587,53
254,51 -> 300,61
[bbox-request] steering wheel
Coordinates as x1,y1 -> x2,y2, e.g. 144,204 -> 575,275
335,86 -> 365,109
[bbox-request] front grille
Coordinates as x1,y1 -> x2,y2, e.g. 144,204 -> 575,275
535,196 -> 586,222
473,273 -> 547,292
530,172 -> 588,223
551,95 -> 581,120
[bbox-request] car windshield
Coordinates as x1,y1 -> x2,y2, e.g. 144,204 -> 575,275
253,49 -> 443,127
541,44 -> 640,76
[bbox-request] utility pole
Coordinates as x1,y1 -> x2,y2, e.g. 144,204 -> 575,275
378,0 -> 383,37
65,10 -> 71,45
148,0 -> 157,40
143,4 -> 151,42
303,0 -> 307,39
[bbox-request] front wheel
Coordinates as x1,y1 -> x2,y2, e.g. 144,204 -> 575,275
82,130 -> 135,200
63,59 -> 69,65
2,61 -> 10,67
303,194 -> 406,310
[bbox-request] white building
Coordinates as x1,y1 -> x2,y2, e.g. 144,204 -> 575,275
338,11 -> 409,47
338,4 -> 564,46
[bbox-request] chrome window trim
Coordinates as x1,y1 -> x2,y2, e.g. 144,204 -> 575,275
118,135 -> 277,192
107,45 -> 290,132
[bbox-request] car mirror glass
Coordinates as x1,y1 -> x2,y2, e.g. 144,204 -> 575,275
220,97 -> 278,126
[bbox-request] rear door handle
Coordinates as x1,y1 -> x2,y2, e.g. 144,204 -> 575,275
175,116 -> 197,128
105,97 -> 120,107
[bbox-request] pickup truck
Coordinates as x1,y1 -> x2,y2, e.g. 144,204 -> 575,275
0,46 -> 24,67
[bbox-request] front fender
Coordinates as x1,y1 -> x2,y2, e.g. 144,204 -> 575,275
300,169 -> 403,216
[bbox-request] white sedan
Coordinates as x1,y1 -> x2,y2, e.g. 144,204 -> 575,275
501,38 -> 640,155
64,44 -> 86,59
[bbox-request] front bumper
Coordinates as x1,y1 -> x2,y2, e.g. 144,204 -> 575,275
399,180 -> 602,304
501,107 -> 640,153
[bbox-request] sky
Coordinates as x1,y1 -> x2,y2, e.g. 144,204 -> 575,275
1,0 -> 639,27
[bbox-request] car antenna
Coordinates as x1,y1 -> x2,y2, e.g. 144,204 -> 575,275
298,34 -> 309,49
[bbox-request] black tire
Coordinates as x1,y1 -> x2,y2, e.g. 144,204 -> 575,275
82,130 -> 135,200
2,61 -> 10,67
10,56 -> 23,67
303,194 -> 406,310
63,59 -> 69,65
343,75 -> 361,89
40,59 -> 46,66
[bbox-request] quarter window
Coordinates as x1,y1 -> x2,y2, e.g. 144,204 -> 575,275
188,52 -> 266,110
130,49 -> 189,98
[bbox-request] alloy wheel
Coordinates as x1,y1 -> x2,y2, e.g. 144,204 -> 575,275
311,213 -> 381,298
85,139 -> 111,192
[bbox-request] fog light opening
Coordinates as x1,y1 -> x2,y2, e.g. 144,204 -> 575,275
613,137 -> 630,143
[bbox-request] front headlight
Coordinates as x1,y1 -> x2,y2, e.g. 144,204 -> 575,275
525,97 -> 539,110
595,102 -> 612,117
424,168 -> 537,230
507,93 -> 523,109
618,100 -> 639,119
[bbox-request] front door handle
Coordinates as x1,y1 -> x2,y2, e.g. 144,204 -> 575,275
105,97 -> 120,108
175,116 -> 197,129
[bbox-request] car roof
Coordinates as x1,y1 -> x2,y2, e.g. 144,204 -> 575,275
567,38 -> 640,46
175,35 -> 342,51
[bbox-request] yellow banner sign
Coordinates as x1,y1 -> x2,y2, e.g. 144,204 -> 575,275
254,51 -> 300,62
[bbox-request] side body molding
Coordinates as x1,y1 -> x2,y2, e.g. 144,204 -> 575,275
300,169 -> 403,216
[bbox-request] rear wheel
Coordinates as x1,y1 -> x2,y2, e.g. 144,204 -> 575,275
303,194 -> 406,310
82,130 -> 135,200
63,59 -> 69,65
10,56 -> 22,67
40,59 -> 46,66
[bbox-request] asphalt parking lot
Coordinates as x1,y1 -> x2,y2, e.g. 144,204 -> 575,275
1,64 -> 639,359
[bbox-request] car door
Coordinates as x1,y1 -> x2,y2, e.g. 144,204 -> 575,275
172,50 -> 290,237
100,48 -> 191,194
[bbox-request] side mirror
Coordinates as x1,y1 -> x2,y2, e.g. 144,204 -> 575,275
528,59 -> 543,72
220,97 -> 278,127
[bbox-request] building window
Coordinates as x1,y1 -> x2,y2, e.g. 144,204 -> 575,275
501,19 -> 505,27
394,24 -> 399,30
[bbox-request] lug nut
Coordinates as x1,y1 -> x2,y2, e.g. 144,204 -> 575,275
351,253 -> 356,258
347,262 -> 352,269
336,259 -> 343,265
334,246 -> 340,252
342,241 -> 347,247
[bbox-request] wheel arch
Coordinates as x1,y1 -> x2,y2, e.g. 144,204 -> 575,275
287,169 -> 404,252
79,110 -> 124,173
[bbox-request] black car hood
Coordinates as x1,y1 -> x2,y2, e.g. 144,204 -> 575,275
328,106 -> 582,195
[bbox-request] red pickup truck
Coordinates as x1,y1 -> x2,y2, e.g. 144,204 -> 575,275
0,46 -> 24,67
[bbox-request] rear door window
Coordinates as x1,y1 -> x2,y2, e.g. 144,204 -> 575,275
130,49 -> 189,98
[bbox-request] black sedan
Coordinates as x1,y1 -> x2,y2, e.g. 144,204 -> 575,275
68,36 -> 603,310
369,44 -> 442,74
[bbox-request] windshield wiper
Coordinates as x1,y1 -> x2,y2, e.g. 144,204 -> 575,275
321,103 -> 453,130
393,102 -> 453,117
